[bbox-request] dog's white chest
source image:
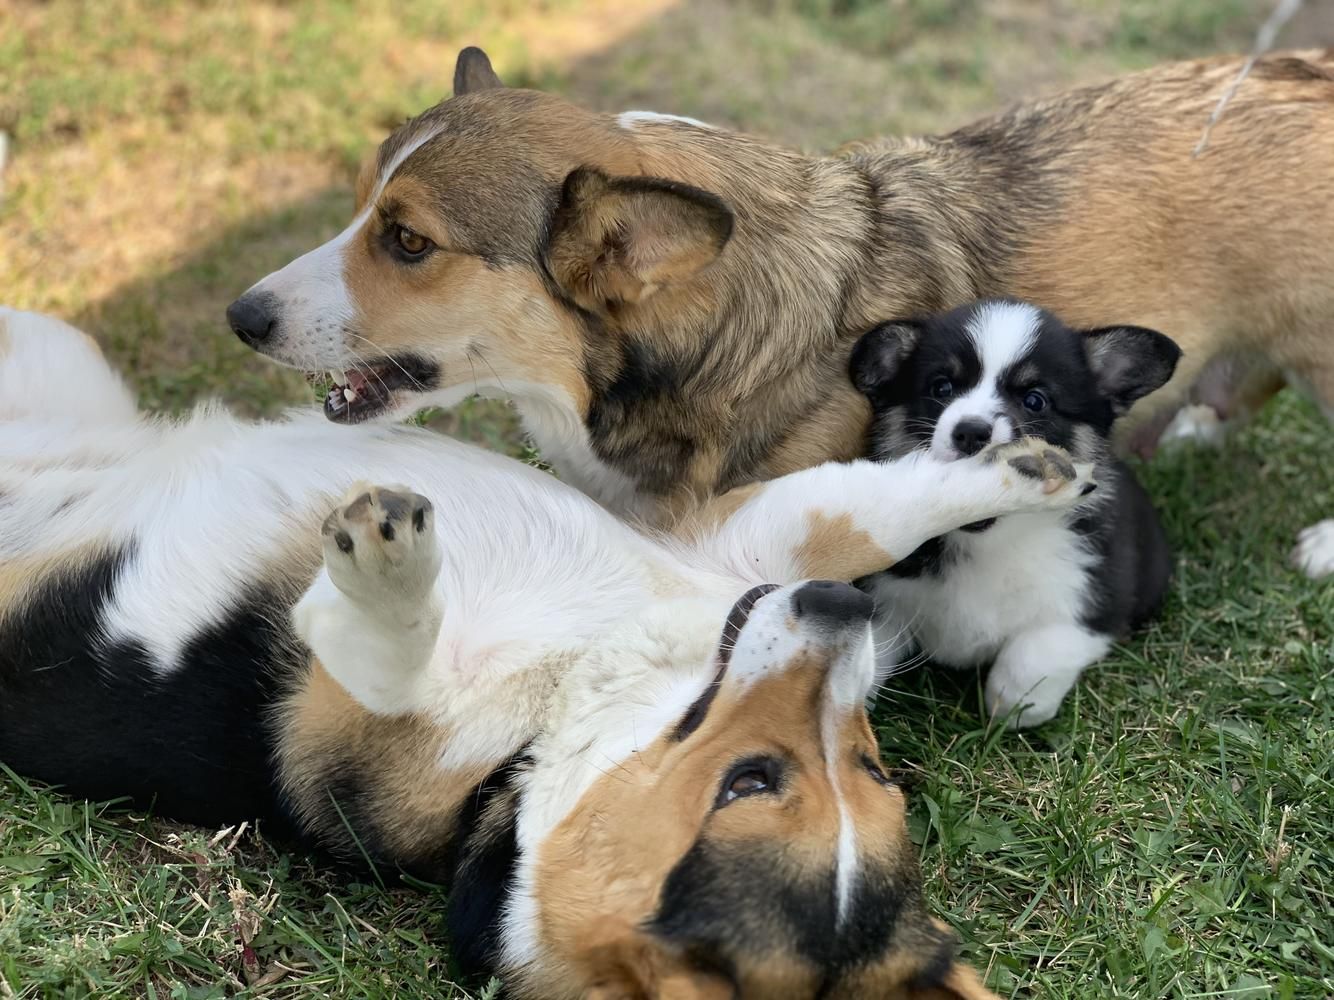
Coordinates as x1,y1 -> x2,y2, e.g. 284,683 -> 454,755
871,513 -> 1094,669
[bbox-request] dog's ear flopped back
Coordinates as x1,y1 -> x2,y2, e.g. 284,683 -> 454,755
1082,325 -> 1183,416
849,321 -> 923,403
908,962 -> 1002,1000
545,167 -> 734,316
580,930 -> 735,1000
453,46 -> 505,96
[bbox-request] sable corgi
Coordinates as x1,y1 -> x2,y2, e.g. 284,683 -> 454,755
849,300 -> 1180,727
0,308 -> 1102,997
227,47 -> 1334,571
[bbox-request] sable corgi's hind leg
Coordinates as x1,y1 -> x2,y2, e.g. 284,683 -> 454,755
0,307 -> 137,425
293,484 -> 444,715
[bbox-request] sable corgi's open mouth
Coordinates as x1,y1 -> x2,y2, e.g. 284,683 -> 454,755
315,356 -> 440,424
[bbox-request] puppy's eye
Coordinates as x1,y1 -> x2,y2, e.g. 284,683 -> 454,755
395,226 -> 432,258
929,376 -> 954,401
716,757 -> 782,808
1022,389 -> 1048,412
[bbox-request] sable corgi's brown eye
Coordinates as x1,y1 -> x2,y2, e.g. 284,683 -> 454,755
396,226 -> 431,257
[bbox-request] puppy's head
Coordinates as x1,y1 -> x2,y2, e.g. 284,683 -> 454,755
849,299 -> 1180,464
225,47 -> 733,425
511,582 -> 996,999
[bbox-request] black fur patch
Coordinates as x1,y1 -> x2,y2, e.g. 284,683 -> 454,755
0,547 -> 301,833
446,751 -> 531,975
649,838 -> 924,992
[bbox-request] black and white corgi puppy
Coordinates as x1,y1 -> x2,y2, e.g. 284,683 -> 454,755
850,300 -> 1181,728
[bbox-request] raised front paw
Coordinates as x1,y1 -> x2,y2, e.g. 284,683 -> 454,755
982,437 -> 1096,511
322,483 -> 441,607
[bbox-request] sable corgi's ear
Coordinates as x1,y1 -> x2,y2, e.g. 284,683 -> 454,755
908,962 -> 1002,999
453,46 -> 504,96
849,321 -> 922,402
545,167 -> 733,316
1082,325 -> 1182,416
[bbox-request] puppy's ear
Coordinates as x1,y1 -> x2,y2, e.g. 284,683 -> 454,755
453,46 -> 504,96
1083,325 -> 1182,416
546,167 -> 733,316
849,321 -> 922,402
908,962 -> 1001,1000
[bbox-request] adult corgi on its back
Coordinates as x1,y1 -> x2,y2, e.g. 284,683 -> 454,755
850,300 -> 1180,727
0,307 -> 1099,997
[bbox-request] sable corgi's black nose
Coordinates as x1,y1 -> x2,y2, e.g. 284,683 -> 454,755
227,292 -> 278,348
952,418 -> 992,456
791,580 -> 874,625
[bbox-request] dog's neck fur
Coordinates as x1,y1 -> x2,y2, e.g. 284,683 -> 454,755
523,116 -> 1044,521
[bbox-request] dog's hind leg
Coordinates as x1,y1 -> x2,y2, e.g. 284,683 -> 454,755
293,483 -> 444,715
984,623 -> 1111,729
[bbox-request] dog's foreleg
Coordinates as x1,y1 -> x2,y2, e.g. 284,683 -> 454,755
698,438 -> 1095,583
292,484 -> 443,715
984,623 -> 1112,728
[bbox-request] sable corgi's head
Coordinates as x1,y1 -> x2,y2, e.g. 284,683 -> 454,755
850,299 -> 1180,465
505,582 -> 998,1000
225,47 -> 734,426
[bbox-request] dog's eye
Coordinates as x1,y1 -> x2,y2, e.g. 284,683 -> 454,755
861,753 -> 895,788
716,757 -> 782,808
1022,389 -> 1048,412
929,376 -> 954,401
395,226 -> 432,258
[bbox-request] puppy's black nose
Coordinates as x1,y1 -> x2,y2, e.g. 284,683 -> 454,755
226,292 -> 278,348
791,580 -> 874,625
951,418 -> 992,456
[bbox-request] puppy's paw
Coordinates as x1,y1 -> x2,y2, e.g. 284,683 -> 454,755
984,437 -> 1096,509
1291,519 -> 1334,580
984,662 -> 1066,729
322,483 -> 441,605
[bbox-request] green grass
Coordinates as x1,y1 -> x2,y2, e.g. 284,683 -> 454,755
2,0 -> 1332,997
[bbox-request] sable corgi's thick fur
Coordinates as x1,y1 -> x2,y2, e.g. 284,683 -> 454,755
850,300 -> 1178,727
0,309 -> 1106,998
228,47 -> 1334,569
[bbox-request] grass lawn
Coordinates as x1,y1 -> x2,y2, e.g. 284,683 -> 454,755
2,1 -> 1332,997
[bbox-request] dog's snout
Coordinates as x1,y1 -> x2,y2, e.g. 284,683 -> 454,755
226,292 -> 279,349
951,418 -> 992,456
790,580 -> 874,626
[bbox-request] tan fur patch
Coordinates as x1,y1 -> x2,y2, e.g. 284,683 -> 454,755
793,510 -> 893,580
277,660 -> 492,866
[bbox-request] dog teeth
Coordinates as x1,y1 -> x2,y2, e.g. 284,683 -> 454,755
344,387 -> 359,403
327,369 -> 346,387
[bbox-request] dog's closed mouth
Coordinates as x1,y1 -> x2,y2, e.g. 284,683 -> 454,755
317,357 -> 439,424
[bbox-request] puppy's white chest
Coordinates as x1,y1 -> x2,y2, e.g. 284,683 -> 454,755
873,513 -> 1094,668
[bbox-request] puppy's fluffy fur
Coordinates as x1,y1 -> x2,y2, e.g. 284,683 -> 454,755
850,300 -> 1180,726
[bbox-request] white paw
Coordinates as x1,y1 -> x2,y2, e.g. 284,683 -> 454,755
322,483 -> 441,609
984,662 -> 1070,729
1158,404 -> 1229,450
982,437 -> 1097,514
1291,519 -> 1334,580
